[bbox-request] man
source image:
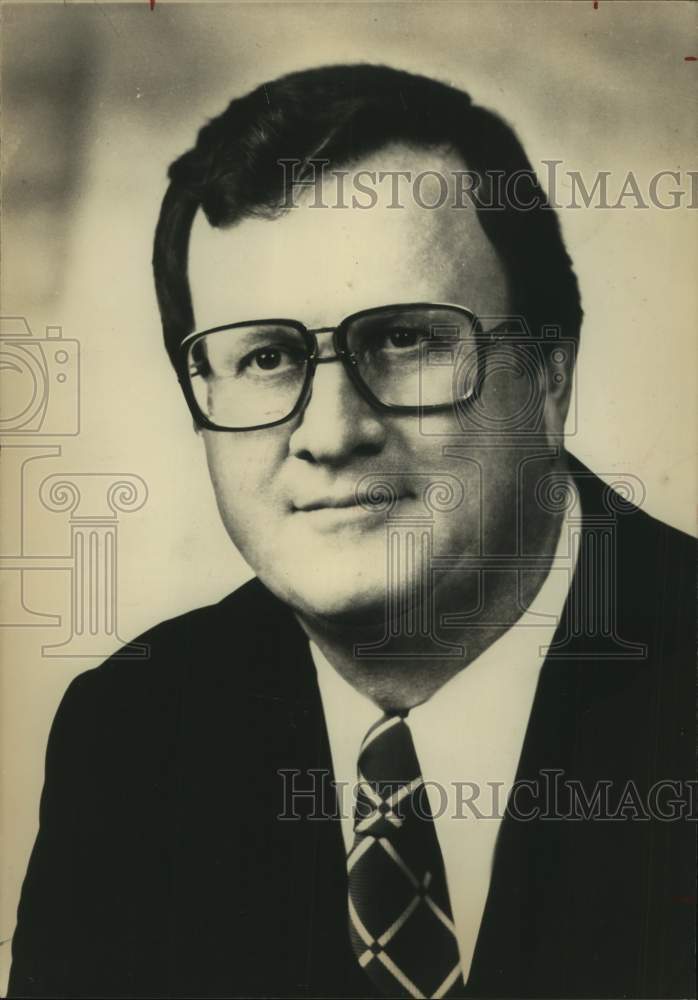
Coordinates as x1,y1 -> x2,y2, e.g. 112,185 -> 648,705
9,65 -> 695,999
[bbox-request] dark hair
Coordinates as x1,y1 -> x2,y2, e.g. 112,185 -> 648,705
153,63 -> 582,366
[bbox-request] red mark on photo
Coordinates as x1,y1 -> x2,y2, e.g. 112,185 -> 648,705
685,56 -> 697,62
149,0 -> 155,9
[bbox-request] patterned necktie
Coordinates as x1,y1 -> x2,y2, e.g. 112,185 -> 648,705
347,713 -> 463,999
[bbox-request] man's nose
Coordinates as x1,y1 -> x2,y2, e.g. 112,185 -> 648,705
288,357 -> 386,464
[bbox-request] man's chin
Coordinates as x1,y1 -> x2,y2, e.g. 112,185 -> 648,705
285,585 -> 388,628
256,567 -> 389,629
301,596 -> 390,631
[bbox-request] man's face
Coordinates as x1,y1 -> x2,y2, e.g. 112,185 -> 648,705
187,145 -> 565,624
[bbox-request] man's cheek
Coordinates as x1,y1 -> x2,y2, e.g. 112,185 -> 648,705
432,506 -> 479,557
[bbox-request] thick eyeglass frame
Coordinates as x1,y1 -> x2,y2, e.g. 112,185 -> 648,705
176,302 -> 508,432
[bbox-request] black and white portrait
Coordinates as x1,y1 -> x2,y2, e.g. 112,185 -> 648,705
2,3 -> 695,997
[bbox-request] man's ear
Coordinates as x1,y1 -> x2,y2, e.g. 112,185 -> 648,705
541,350 -> 574,446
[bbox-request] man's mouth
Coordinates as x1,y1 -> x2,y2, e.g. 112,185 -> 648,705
294,496 -> 365,512
292,491 -> 411,513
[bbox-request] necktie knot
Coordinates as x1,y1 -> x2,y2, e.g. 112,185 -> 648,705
355,714 -> 424,840
358,713 -> 421,786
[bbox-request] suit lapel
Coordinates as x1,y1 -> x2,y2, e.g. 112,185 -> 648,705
170,582 -> 374,996
466,458 -> 657,997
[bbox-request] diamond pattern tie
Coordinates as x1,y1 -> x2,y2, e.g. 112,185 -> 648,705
347,713 -> 463,999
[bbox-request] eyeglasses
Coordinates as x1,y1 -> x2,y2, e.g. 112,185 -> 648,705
177,302 -> 507,431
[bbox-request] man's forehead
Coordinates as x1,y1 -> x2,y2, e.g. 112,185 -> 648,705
188,143 -> 509,331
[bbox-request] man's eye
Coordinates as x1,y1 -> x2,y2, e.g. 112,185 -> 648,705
251,348 -> 283,370
239,345 -> 305,375
387,330 -> 420,349
374,328 -> 425,353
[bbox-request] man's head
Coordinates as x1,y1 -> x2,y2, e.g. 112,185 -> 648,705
153,64 -> 582,626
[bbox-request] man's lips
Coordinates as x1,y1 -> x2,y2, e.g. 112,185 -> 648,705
294,497 -> 361,512
292,491 -> 410,513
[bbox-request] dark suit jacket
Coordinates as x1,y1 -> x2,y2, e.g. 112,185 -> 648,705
9,458 -> 696,999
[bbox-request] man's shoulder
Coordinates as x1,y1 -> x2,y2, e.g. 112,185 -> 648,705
42,576 -> 308,788
567,452 -> 695,653
61,576 -> 295,719
129,574 -> 287,663
568,451 -> 695,564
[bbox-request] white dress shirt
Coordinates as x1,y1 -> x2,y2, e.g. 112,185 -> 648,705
310,485 -> 579,984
